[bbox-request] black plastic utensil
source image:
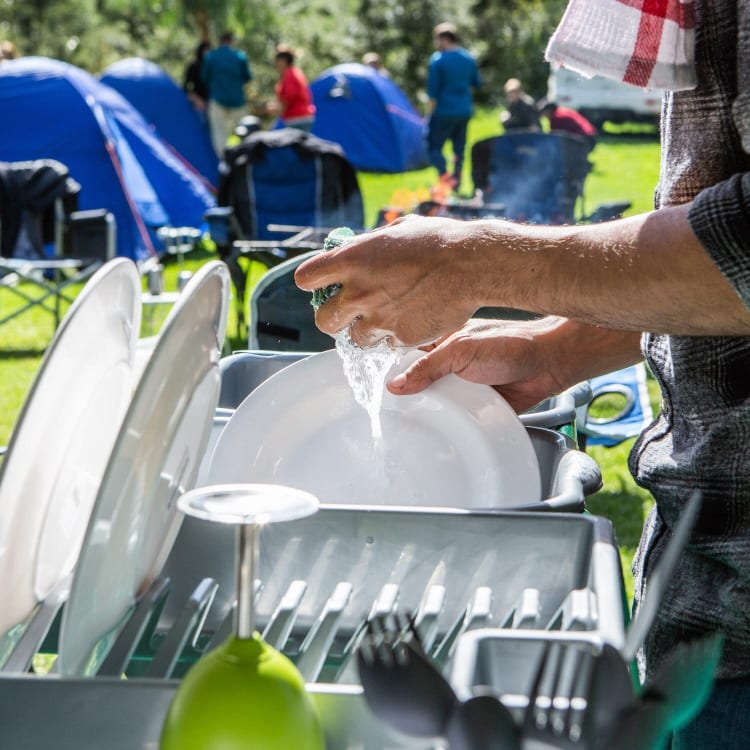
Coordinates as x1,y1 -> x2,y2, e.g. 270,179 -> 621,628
606,633 -> 723,750
357,612 -> 458,738
358,613 -> 521,748
445,690 -> 520,750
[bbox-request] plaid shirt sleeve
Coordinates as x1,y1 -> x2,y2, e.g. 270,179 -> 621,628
688,4 -> 750,310
689,174 -> 750,310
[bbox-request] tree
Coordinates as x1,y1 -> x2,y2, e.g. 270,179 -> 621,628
0,0 -> 568,110
469,0 -> 568,104
356,0 -> 444,106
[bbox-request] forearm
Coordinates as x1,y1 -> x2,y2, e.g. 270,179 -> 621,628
462,204 -> 750,335
295,207 -> 750,348
533,317 -> 644,387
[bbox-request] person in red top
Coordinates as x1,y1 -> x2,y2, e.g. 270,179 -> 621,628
538,99 -> 597,151
271,45 -> 315,132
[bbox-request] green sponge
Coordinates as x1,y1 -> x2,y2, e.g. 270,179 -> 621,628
310,227 -> 356,309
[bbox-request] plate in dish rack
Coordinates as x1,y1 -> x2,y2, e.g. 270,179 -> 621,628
208,348 -> 541,509
57,261 -> 230,677
0,258 -> 140,653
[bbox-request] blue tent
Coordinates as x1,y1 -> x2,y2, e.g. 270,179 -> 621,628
100,57 -> 219,189
0,57 -> 215,260
310,63 -> 429,173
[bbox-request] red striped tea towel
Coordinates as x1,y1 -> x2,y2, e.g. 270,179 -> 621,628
545,0 -> 696,91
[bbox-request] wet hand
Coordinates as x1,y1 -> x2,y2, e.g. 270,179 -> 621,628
294,216 -> 482,348
385,318 -> 566,413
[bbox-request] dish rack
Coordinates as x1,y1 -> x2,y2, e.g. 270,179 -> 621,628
0,422 -> 625,750
0,504 -> 625,749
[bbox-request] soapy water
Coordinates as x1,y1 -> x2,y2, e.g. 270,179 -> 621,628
316,227 -> 408,446
334,328 -> 405,443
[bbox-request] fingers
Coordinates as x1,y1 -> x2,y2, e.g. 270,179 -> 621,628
311,287 -> 383,342
387,347 -> 455,395
348,319 -> 433,350
347,317 -> 388,349
296,247 -> 374,337
307,289 -> 345,334
295,216 -> 419,291
294,250 -> 342,292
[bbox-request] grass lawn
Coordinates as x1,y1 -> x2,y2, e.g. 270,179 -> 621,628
0,108 -> 661,602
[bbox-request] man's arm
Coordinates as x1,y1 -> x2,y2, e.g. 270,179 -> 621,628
295,203 -> 750,348
472,60 -> 482,90
241,53 -> 252,83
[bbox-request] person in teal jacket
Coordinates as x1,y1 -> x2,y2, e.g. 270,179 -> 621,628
426,22 -> 481,191
201,31 -> 253,158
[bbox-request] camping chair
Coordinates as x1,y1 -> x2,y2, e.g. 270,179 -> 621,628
576,362 -> 654,449
471,132 -> 631,224
248,250 -> 335,352
0,159 -> 116,333
205,128 -> 365,336
471,132 -> 593,224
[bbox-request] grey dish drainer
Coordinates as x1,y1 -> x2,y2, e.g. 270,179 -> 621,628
0,508 -> 626,750
0,352 -> 627,750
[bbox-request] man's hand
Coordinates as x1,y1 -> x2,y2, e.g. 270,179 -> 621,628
296,204 -> 750,342
385,318 -> 566,412
294,215 -> 484,348
386,317 -> 644,413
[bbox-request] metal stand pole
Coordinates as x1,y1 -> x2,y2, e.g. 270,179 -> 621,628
235,523 -> 259,639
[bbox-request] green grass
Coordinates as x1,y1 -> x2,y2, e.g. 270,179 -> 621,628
1,108 -> 661,603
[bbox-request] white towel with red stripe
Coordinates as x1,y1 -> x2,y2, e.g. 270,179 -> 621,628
545,0 -> 696,91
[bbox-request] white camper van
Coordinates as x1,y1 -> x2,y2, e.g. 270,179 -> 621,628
547,64 -> 662,128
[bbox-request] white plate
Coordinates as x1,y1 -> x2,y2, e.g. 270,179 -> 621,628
208,349 -> 541,509
57,261 -> 230,677
0,259 -> 141,652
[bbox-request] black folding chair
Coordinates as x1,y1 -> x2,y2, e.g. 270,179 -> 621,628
0,159 -> 116,333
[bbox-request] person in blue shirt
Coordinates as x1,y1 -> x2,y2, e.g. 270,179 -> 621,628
201,31 -> 253,158
426,22 -> 482,191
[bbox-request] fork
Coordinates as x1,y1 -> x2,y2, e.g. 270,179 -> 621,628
358,612 -> 520,749
357,611 -> 458,738
521,640 -> 597,749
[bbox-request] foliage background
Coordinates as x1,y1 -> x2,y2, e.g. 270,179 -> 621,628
0,0 -> 568,112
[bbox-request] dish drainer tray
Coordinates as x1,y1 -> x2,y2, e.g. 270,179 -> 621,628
0,507 -> 626,749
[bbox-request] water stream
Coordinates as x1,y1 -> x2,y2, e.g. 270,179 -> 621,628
318,228 -> 407,465
334,329 -> 403,445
